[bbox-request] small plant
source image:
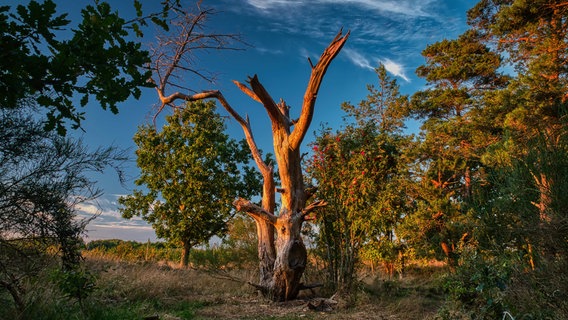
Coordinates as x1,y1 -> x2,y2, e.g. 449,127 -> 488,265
52,268 -> 96,311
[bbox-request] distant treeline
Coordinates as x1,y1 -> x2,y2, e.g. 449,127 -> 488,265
83,239 -> 257,269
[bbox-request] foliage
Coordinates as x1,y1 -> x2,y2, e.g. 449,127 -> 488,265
0,0 -> 153,134
119,101 -> 261,267
0,109 -> 127,313
418,1 -> 568,318
221,215 -> 259,267
84,238 -> 259,270
306,64 -> 413,291
52,268 -> 96,311
405,27 -> 507,266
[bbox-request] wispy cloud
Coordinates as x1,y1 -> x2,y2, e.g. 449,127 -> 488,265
381,58 -> 410,82
343,48 -> 410,82
320,0 -> 435,17
343,48 -> 373,70
245,0 -> 436,18
75,195 -> 156,241
255,47 -> 284,55
298,47 -> 321,63
76,195 -> 153,227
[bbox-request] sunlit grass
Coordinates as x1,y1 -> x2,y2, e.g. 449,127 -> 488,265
2,251 -> 450,320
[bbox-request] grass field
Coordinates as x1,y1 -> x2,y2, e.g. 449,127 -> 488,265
1,251 -> 448,320
92,255 -> 447,319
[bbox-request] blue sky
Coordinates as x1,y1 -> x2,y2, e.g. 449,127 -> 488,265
32,0 -> 478,242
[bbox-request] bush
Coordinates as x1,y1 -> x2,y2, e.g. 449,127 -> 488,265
438,245 -> 517,319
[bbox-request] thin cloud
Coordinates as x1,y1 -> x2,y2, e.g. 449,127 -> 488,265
344,48 -> 373,70
381,58 -> 410,82
255,47 -> 284,55
245,0 -> 302,10
299,47 -> 320,63
88,223 -> 154,230
76,197 -> 149,227
320,0 -> 435,17
245,0 -> 436,17
344,48 -> 410,82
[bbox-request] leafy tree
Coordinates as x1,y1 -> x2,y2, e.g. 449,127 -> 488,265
307,65 -> 413,290
407,29 -> 506,265
119,101 -> 260,267
468,0 -> 568,221
0,109 -> 126,314
421,1 -> 568,317
341,64 -> 410,133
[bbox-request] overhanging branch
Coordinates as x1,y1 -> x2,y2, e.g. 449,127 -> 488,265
154,88 -> 271,178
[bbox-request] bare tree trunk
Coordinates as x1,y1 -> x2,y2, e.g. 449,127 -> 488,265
152,13 -> 348,299
232,31 -> 348,301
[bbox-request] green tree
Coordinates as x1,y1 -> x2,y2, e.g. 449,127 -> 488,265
468,0 -> 568,222
435,2 -> 568,316
307,65 -> 412,290
407,29 -> 506,265
119,101 -> 260,267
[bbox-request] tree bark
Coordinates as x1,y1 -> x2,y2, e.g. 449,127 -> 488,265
180,241 -> 191,268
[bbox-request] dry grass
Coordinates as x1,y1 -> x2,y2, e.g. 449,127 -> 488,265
81,254 -> 445,320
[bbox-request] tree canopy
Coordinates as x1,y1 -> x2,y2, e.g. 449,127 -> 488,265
119,100 -> 261,267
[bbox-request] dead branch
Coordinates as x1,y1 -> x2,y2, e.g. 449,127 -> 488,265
154,86 -> 271,179
301,200 -> 327,220
192,266 -> 248,284
150,5 -> 247,121
290,29 -> 350,150
248,75 -> 282,125
233,80 -> 262,104
233,198 -> 277,224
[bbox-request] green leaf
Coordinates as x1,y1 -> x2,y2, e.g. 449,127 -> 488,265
133,0 -> 142,17
79,94 -> 88,107
151,16 -> 169,31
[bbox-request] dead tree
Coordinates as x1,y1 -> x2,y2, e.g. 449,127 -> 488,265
151,4 -> 349,301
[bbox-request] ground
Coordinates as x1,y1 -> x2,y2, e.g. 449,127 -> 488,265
82,254 -> 445,320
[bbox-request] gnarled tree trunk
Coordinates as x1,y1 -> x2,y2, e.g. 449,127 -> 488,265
232,31 -> 348,300
152,12 -> 348,299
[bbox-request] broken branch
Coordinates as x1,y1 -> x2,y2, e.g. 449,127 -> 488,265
233,198 -> 277,224
302,200 -> 328,220
290,29 -> 349,150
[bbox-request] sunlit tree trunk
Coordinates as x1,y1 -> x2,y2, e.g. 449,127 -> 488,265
153,15 -> 348,299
